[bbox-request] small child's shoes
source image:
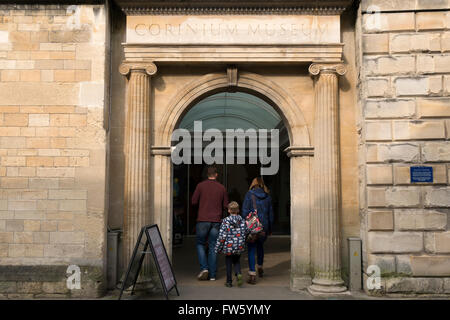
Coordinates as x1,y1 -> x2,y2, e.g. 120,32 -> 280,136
236,274 -> 243,287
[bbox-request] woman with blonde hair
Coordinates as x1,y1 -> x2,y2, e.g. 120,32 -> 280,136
241,177 -> 274,284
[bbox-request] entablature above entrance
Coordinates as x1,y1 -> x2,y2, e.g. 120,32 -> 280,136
122,44 -> 344,63
119,1 -> 352,63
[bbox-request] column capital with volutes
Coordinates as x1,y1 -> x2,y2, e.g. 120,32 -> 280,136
119,61 -> 158,77
308,63 -> 347,76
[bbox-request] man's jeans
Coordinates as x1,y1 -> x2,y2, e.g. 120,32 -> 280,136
196,222 -> 220,278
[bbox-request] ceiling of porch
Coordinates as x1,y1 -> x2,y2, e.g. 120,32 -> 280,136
178,92 -> 283,132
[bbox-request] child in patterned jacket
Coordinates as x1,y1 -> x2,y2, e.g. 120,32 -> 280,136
215,201 -> 249,287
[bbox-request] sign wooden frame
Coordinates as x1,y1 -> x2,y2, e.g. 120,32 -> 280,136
118,224 -> 179,300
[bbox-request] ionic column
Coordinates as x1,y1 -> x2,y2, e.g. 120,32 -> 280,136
308,63 -> 347,294
119,62 -> 157,273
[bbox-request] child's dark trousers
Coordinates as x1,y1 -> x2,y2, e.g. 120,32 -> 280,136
225,254 -> 241,283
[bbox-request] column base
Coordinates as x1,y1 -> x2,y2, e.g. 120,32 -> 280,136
308,278 -> 348,296
308,285 -> 350,297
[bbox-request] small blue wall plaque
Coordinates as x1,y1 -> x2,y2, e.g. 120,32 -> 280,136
410,166 -> 433,183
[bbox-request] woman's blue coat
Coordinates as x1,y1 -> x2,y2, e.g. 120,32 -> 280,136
241,187 -> 274,234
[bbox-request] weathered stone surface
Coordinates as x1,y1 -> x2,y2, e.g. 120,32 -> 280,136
0,5 -> 106,287
417,54 -> 450,74
0,265 -> 104,297
445,75 -> 450,95
363,34 -> 389,53
424,187 -> 450,207
365,56 -> 415,75
422,142 -> 450,162
393,121 -> 446,140
395,209 -> 447,231
0,83 -> 80,106
425,231 -> 450,253
385,277 -> 444,294
6,220 -> 24,232
390,33 -> 441,53
410,256 -> 450,276
365,99 -> 415,119
396,255 -> 412,275
366,121 -> 392,141
416,12 -> 447,30
17,281 -> 42,293
385,188 -> 421,207
367,165 -> 393,185
366,143 -> 420,163
368,254 -> 396,274
445,278 -> 450,293
368,232 -> 423,253
368,210 -> 394,230
418,98 -> 450,118
366,78 -> 390,97
42,281 -> 69,294
443,32 -> 450,52
43,244 -> 84,258
0,282 -> 17,294
79,82 -> 104,107
363,12 -> 415,33
395,77 -> 442,96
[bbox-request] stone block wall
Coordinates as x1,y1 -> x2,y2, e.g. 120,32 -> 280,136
359,0 -> 450,296
0,4 -> 107,298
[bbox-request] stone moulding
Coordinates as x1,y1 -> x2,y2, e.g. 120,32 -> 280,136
116,0 -> 354,15
121,6 -> 349,16
227,65 -> 238,88
156,71 -> 311,147
123,44 -> 344,63
151,146 -> 172,156
284,146 -> 314,157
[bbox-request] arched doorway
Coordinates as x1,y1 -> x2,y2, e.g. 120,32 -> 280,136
151,71 -> 313,291
171,91 -> 291,286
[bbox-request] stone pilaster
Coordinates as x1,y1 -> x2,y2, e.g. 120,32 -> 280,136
151,146 -> 173,260
285,146 -> 314,290
119,62 -> 157,273
308,63 -> 347,294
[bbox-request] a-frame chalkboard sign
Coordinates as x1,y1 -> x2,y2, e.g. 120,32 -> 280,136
118,224 -> 179,300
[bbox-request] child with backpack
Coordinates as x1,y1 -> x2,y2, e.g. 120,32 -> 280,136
214,201 -> 249,287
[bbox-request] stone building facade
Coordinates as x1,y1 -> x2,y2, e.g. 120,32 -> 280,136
358,0 -> 450,295
0,3 -> 108,297
0,0 -> 448,298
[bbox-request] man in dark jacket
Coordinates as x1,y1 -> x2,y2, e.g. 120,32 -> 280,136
192,165 -> 229,281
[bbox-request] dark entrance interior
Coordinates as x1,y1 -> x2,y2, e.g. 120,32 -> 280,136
173,154 -> 290,238
171,92 -> 291,288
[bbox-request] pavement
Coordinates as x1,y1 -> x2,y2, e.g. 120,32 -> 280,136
106,236 -> 376,300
